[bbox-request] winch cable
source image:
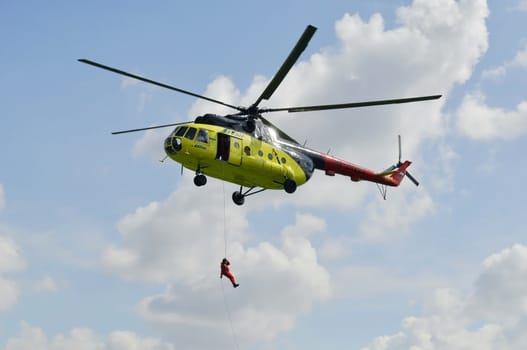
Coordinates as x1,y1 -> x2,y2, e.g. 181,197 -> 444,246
220,164 -> 241,350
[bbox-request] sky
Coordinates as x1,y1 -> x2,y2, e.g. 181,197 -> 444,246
1,0 -> 527,349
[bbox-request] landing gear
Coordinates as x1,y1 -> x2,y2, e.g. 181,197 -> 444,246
230,180 -> 296,206
231,186 -> 266,206
194,174 -> 207,187
284,179 -> 297,193
232,191 -> 245,206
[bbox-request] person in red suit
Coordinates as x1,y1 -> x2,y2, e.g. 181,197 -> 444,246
220,258 -> 239,288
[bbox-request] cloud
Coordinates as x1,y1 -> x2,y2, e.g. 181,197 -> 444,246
482,43 -> 527,80
104,182 -> 330,347
33,276 -> 58,293
319,235 -> 353,261
515,0 -> 527,11
0,235 -> 25,311
0,277 -> 18,312
333,265 -> 444,300
120,72 -> 154,113
0,183 -> 5,211
121,76 -> 140,90
131,128 -> 166,161
456,92 -> 527,140
136,212 -> 330,347
463,43 -> 527,140
2,322 -> 175,350
359,190 -> 435,241
468,244 -> 527,322
129,0 -> 488,217
0,236 -> 25,274
102,177 -> 249,283
362,244 -> 527,349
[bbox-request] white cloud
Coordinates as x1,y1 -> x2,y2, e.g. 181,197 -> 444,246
121,76 -> 139,89
482,43 -> 527,80
100,2 -> 492,346
0,236 -> 25,274
33,276 -> 58,293
362,244 -> 527,349
333,265 -> 443,300
481,65 -> 507,80
425,140 -> 460,193
102,177 -> 249,283
131,128 -> 166,161
515,0 -> 527,11
467,44 -> 527,141
2,322 -> 175,350
130,0 -> 488,217
468,244 -> 527,322
137,212 -> 330,347
319,235 -> 353,261
105,187 -> 330,347
0,277 -> 18,311
359,190 -> 434,241
0,236 -> 25,311
456,92 -> 527,140
0,183 -> 5,210
188,75 -> 243,117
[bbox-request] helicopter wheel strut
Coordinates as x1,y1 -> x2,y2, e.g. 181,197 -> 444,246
194,174 -> 207,187
232,186 -> 266,206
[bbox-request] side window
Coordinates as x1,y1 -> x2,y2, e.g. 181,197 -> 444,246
196,129 -> 209,143
175,126 -> 187,136
185,127 -> 197,140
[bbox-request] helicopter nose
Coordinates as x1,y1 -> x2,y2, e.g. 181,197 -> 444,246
164,136 -> 182,155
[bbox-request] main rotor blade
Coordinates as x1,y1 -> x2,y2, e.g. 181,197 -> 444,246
111,121 -> 190,135
251,25 -> 317,108
261,94 -> 442,113
78,59 -> 243,112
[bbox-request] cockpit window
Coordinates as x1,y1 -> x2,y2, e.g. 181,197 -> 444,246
185,127 -> 197,140
175,126 -> 187,136
196,129 -> 209,143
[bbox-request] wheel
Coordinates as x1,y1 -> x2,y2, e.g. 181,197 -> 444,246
193,174 -> 207,187
284,179 -> 297,194
232,191 -> 245,206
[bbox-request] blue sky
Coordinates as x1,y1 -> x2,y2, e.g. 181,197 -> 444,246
1,1 -> 527,349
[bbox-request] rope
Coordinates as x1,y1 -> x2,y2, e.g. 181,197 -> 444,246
220,279 -> 241,350
222,177 -> 227,258
219,162 -> 240,349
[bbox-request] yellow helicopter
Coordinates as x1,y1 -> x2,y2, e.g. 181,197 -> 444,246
79,25 -> 440,205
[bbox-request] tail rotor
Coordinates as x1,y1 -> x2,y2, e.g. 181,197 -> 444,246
396,135 -> 419,186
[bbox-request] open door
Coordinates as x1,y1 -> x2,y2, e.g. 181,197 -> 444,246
216,133 -> 242,166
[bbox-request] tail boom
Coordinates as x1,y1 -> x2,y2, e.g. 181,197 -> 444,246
319,154 -> 412,187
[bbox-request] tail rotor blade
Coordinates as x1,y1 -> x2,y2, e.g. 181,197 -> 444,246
406,171 -> 419,186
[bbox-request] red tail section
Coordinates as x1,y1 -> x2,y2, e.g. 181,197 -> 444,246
388,160 -> 412,186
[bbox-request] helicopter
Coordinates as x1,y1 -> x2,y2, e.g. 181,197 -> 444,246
79,25 -> 441,205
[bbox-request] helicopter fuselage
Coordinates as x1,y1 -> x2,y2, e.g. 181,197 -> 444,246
163,116 -> 312,191
163,114 -> 412,201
